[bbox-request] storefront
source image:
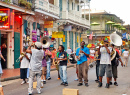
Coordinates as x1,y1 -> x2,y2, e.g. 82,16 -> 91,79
0,8 -> 15,69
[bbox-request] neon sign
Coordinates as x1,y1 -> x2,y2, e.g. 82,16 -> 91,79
0,9 -> 10,29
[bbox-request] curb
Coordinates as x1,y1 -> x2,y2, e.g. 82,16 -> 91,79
1,64 -> 74,82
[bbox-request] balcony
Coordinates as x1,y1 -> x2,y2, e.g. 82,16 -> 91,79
87,30 -> 116,36
35,0 -> 59,17
61,11 -> 90,28
0,0 -> 34,15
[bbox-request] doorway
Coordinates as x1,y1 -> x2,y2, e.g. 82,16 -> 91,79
1,34 -> 7,69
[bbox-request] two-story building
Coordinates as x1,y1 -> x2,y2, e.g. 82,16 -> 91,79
0,0 -> 90,69
82,9 -> 124,44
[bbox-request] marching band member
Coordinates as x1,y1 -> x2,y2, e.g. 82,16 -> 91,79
19,47 -> 31,85
57,45 -> 68,86
95,47 -> 100,83
76,41 -> 90,87
98,40 -> 112,88
26,42 -> 44,95
109,44 -> 123,86
41,48 -> 47,84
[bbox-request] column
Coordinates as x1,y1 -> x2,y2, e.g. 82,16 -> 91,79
73,32 -> 75,51
54,0 -> 59,7
67,31 -> 69,48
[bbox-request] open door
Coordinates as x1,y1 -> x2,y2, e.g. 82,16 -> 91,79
14,32 -> 20,68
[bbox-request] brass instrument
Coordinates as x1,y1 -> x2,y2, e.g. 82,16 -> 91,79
16,52 -> 26,63
110,32 -> 122,61
40,36 -> 51,48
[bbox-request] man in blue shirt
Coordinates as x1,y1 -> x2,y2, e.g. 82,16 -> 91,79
76,41 -> 90,87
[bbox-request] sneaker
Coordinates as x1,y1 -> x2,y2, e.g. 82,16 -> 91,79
98,82 -> 102,87
109,81 -> 112,85
77,83 -> 83,86
105,83 -> 110,88
37,91 -> 41,94
74,79 -> 78,81
85,83 -> 89,87
21,81 -> 26,85
95,79 -> 99,83
61,82 -> 65,85
47,77 -> 51,80
64,82 -> 68,86
114,82 -> 118,86
41,82 -> 43,88
43,80 -> 46,84
27,81 -> 29,84
28,93 -> 32,95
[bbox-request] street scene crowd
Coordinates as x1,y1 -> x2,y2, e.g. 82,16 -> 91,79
0,39 -> 129,95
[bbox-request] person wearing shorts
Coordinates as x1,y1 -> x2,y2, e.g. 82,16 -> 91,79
98,40 -> 112,88
109,44 -> 123,86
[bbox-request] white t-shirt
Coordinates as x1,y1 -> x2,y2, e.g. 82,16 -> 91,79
66,49 -> 72,54
90,50 -> 95,57
30,49 -> 44,71
100,47 -> 112,65
123,51 -> 129,57
20,53 -> 31,68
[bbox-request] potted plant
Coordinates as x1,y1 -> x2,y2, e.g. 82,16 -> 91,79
26,2 -> 32,10
19,0 -> 26,6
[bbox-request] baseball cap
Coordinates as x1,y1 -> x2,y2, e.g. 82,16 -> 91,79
35,42 -> 42,48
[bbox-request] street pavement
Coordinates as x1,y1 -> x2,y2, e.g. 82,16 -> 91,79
2,61 -> 130,95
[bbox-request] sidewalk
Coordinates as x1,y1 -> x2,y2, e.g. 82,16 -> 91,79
1,63 -> 74,81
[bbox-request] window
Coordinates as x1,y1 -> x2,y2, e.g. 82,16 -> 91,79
77,5 -> 79,11
39,1 -> 43,6
72,2 -> 73,10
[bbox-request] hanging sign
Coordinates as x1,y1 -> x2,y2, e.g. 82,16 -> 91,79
80,38 -> 83,42
64,25 -> 72,31
32,30 -> 37,42
63,35 -> 65,42
57,32 -> 63,38
0,9 -> 10,29
44,21 -> 53,28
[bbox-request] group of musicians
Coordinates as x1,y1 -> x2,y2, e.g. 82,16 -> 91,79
0,38 -> 123,95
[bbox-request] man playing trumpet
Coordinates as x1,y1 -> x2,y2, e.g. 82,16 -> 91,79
98,40 -> 112,88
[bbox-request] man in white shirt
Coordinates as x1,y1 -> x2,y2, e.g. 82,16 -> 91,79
98,40 -> 112,88
26,42 -> 44,95
66,47 -> 72,54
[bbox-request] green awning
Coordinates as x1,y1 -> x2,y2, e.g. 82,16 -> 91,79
106,21 -> 115,24
91,22 -> 100,26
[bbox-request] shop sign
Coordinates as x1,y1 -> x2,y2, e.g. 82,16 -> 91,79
0,9 -> 14,29
64,25 -> 72,31
44,21 -> 53,28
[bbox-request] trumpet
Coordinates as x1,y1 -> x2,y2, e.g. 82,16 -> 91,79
16,52 -> 26,63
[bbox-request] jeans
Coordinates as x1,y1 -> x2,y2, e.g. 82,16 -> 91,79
28,70 -> 42,94
46,61 -> 51,78
96,64 -> 99,80
59,66 -> 67,83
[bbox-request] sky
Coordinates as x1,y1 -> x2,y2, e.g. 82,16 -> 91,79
90,0 -> 130,25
